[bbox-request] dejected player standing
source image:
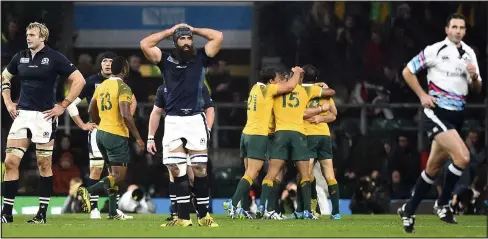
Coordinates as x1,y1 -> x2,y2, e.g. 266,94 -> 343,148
1,22 -> 85,224
65,51 -> 134,219
146,83 -> 215,222
140,23 -> 223,227
397,13 -> 482,233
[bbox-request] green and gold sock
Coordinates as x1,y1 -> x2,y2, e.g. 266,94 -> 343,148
241,191 -> 251,211
327,178 -> 340,215
300,179 -> 312,212
87,176 -> 115,195
260,180 -> 273,209
231,175 -> 253,208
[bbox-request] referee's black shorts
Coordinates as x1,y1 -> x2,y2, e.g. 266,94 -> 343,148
423,107 -> 464,140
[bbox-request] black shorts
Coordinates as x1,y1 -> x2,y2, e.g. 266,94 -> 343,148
423,107 -> 464,140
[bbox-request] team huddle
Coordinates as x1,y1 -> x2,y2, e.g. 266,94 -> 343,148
0,12 -> 483,233
223,65 -> 341,220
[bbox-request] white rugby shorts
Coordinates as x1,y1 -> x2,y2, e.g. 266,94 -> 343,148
8,110 -> 58,144
88,128 -> 103,159
162,113 -> 209,165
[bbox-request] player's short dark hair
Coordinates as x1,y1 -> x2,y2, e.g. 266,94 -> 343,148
258,65 -> 288,84
446,13 -> 466,27
302,64 -> 318,83
111,56 -> 128,75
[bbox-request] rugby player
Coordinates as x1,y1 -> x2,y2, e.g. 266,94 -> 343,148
77,56 -> 144,220
140,23 -> 223,227
259,67 -> 335,220
223,66 -> 300,219
147,83 -> 215,222
1,22 -> 85,224
65,52 -> 134,219
302,64 -> 340,220
397,13 -> 482,233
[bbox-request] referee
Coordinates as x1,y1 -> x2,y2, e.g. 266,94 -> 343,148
1,22 -> 85,224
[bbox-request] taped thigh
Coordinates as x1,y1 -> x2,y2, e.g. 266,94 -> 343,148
163,151 -> 188,166
90,159 -> 105,168
189,153 -> 208,165
5,146 -> 27,158
36,144 -> 54,157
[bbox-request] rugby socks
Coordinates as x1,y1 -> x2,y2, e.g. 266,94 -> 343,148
327,178 -> 340,215
169,182 -> 177,216
87,176 -> 115,194
296,181 -> 303,212
87,178 -> 99,211
260,180 -> 274,210
405,170 -> 435,215
2,180 -> 19,215
438,163 -> 464,206
311,176 -> 317,201
271,179 -> 282,212
241,192 -> 251,211
38,176 -> 53,216
231,175 -> 253,208
193,175 -> 210,219
107,186 -> 118,217
300,179 -> 312,212
174,175 -> 192,220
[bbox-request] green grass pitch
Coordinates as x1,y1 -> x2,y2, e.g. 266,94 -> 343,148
1,214 -> 486,237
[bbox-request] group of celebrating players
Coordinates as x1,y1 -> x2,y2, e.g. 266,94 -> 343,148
0,12 -> 483,233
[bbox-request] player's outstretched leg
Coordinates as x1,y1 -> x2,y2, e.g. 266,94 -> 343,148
1,139 -> 29,224
27,142 -> 55,224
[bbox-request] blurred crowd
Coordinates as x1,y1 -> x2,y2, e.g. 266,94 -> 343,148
1,2 -> 486,214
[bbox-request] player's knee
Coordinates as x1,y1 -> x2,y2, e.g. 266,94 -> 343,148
4,157 -> 21,171
37,157 -> 52,171
453,149 -> 470,168
192,164 -> 207,177
168,164 -> 187,177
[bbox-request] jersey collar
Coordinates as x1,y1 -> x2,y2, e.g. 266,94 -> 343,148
302,83 -> 313,86
443,37 -> 465,48
108,76 -> 123,81
257,82 -> 266,86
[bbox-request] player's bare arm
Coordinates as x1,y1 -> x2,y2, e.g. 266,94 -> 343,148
303,101 -> 330,119
147,105 -> 164,155
306,114 -> 336,124
205,106 -> 215,131
43,70 -> 86,119
88,98 -> 100,125
276,66 -> 302,95
130,94 -> 137,116
120,101 -> 144,149
140,24 -> 186,64
192,26 -> 224,57
1,69 -> 17,119
402,66 -> 436,108
66,97 -> 96,131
